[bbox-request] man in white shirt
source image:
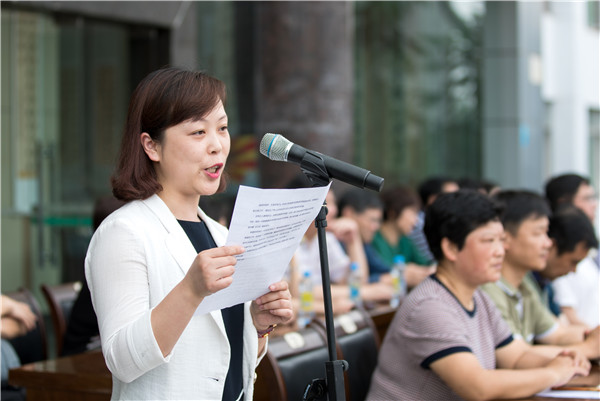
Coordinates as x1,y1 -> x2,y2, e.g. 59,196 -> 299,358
545,173 -> 599,328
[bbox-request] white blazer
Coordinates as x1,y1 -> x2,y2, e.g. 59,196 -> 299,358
85,194 -> 262,400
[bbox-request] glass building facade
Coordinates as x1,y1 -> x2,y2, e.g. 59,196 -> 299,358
1,2 -> 598,301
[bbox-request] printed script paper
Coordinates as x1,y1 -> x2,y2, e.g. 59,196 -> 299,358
535,389 -> 599,399
195,183 -> 331,315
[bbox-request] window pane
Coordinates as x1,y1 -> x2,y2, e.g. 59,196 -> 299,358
354,2 -> 484,186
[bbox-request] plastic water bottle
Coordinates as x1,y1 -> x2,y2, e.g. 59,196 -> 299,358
390,255 -> 406,308
298,271 -> 315,329
348,262 -> 363,308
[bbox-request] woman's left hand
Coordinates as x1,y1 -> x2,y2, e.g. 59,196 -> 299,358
251,280 -> 293,331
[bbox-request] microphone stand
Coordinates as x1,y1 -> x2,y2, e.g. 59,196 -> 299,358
299,152 -> 348,401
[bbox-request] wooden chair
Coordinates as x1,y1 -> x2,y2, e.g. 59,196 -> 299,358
4,288 -> 48,364
40,281 -> 82,357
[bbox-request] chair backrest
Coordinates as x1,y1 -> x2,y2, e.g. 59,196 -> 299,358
4,288 -> 48,364
40,281 -> 82,357
254,323 -> 331,401
332,309 -> 380,401
256,309 -> 381,401
368,305 -> 396,344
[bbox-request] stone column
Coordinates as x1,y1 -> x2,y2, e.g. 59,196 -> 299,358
254,2 -> 355,188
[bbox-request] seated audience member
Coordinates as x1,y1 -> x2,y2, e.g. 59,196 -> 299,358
481,190 -> 599,360
288,178 -> 392,315
527,207 -> 598,322
545,173 -> 597,223
408,176 -> 459,263
367,190 -> 589,401
372,186 -> 436,289
553,252 -> 599,328
1,293 -> 37,397
545,173 -> 599,328
1,295 -> 37,341
337,189 -> 390,283
62,195 -> 125,356
292,189 -> 365,315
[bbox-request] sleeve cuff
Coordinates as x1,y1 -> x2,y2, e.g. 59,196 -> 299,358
128,308 -> 171,371
420,346 -> 472,369
535,321 -> 559,341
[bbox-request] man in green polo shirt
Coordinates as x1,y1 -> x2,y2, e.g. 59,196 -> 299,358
481,190 -> 599,360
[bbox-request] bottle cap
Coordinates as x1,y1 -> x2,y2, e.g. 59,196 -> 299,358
393,255 -> 406,264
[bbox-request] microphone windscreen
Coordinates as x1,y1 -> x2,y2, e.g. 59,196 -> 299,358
260,133 -> 291,161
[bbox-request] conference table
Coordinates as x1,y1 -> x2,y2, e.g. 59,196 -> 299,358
8,307 -> 600,401
8,349 -> 110,401
513,366 -> 599,401
9,352 -> 598,401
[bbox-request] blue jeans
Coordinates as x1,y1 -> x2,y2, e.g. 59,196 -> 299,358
1,339 -> 21,386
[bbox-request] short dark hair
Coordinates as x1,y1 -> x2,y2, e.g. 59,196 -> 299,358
457,177 -> 484,192
457,177 -> 500,196
418,176 -> 456,207
549,206 -> 598,255
544,173 -> 590,213
111,67 -> 227,201
338,188 -> 383,215
493,190 -> 551,235
424,190 -> 503,262
380,186 -> 420,221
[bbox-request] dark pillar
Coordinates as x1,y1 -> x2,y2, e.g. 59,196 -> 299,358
255,2 -> 354,188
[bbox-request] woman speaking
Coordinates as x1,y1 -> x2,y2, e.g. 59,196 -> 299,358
86,67 -> 293,400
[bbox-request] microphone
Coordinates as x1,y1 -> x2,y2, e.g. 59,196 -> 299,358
260,133 -> 384,192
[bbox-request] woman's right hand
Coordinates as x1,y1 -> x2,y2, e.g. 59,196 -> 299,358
149,245 -> 245,359
547,350 -> 590,387
184,245 -> 245,303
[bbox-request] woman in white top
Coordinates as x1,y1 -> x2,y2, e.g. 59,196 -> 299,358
86,67 -> 293,400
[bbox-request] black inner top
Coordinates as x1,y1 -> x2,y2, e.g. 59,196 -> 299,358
178,219 -> 244,401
